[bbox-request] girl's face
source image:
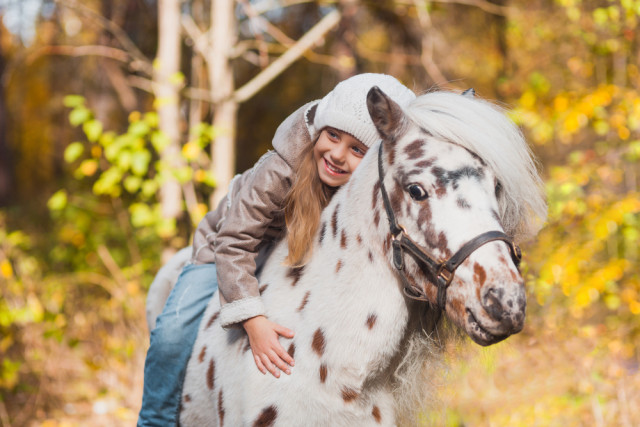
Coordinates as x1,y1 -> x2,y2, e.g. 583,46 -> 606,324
314,127 -> 368,187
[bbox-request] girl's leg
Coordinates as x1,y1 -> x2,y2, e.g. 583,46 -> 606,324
137,263 -> 218,427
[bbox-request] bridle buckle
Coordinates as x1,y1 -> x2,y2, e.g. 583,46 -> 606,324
437,265 -> 454,286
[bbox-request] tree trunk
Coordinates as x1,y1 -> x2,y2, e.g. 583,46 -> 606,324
156,0 -> 183,222
210,0 -> 238,207
333,0 -> 360,78
0,41 -> 12,205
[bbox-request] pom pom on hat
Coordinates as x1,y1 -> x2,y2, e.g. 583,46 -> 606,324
305,73 -> 416,148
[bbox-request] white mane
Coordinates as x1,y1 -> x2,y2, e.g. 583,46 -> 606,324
404,92 -> 547,241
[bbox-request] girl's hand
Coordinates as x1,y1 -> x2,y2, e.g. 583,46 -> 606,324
242,315 -> 295,378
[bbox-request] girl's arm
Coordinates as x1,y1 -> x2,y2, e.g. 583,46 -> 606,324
192,103 -> 313,376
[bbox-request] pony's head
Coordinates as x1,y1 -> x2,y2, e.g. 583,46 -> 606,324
367,87 -> 546,346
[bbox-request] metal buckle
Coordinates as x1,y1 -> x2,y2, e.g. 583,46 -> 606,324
392,224 -> 407,240
510,241 -> 522,267
437,265 -> 454,285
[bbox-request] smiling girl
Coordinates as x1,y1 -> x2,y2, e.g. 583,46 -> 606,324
138,74 -> 416,426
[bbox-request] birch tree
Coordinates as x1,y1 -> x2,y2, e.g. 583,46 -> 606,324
155,0 -> 183,233
50,0 -> 342,244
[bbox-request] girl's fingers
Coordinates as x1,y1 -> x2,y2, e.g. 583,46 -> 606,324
253,355 -> 267,375
268,350 -> 292,375
274,325 -> 295,338
260,353 -> 280,378
274,344 -> 295,367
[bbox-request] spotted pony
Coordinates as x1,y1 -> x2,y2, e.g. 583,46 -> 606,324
154,87 -> 546,426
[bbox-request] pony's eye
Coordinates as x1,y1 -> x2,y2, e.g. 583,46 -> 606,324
407,184 -> 428,201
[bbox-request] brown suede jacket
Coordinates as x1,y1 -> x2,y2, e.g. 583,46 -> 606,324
191,101 -> 317,328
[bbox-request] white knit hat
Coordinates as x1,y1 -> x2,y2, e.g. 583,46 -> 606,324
305,74 -> 416,148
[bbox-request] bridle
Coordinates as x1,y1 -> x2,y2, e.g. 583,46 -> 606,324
377,142 -> 522,311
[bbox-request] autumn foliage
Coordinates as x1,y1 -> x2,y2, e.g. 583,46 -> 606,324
0,0 -> 639,425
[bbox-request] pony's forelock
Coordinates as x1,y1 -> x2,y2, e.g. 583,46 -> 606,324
404,92 -> 547,241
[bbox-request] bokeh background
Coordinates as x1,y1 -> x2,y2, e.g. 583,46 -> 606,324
0,0 -> 639,425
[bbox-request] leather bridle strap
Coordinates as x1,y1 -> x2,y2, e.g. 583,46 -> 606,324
377,142 -> 522,311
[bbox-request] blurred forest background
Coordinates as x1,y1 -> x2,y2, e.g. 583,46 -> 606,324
0,0 -> 638,425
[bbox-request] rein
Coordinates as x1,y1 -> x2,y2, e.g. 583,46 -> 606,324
377,142 -> 522,311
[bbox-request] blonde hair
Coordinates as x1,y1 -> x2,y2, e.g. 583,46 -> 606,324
283,147 -> 334,267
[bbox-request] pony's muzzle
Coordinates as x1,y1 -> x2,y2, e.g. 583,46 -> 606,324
481,283 -> 526,333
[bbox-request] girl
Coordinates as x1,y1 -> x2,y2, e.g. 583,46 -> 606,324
138,73 -> 416,426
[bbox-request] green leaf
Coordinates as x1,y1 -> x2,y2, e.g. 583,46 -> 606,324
83,119 -> 103,142
131,151 -> 151,176
129,121 -> 151,138
156,217 -> 177,238
64,142 -> 84,163
130,203 -> 155,227
105,136 -> 130,162
47,190 -> 68,211
202,171 -> 217,188
69,107 -> 91,127
124,176 -> 142,193
151,131 -> 170,152
1,358 -> 22,388
99,131 -> 116,148
63,95 -> 85,108
169,71 -> 185,86
141,180 -> 159,198
174,166 -> 193,184
593,8 -> 608,26
116,151 -> 133,170
144,112 -> 159,128
93,167 -> 123,195
7,231 -> 30,248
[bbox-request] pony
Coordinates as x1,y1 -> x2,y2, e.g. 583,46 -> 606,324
149,87 -> 546,426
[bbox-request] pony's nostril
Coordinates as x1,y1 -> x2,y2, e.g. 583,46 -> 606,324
482,287 -> 505,321
482,287 -> 526,332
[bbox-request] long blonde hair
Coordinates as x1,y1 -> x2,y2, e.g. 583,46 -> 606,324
283,147 -> 334,267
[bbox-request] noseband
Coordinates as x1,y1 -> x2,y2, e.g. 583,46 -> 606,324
377,142 -> 522,311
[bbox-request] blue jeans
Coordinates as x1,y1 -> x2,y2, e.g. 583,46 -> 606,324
138,263 -> 218,427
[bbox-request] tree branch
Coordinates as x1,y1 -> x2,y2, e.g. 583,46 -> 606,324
398,0 -> 511,16
181,14 -> 211,59
250,0 -> 319,15
237,0 -> 270,68
97,245 -> 128,292
412,0 -> 449,87
234,9 -> 342,103
29,45 -> 131,63
54,0 -> 153,75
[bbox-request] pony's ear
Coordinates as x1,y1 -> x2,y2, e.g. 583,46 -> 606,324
462,88 -> 476,98
367,86 -> 407,142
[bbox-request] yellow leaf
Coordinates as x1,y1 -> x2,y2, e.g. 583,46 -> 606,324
0,259 -> 13,278
27,294 -> 44,322
91,145 -> 102,158
191,203 -> 208,225
194,169 -> 207,182
129,111 -> 141,123
79,159 -> 98,176
554,95 -> 569,113
619,126 -> 631,140
520,91 -> 536,109
182,142 -> 201,161
575,288 -> 595,308
127,281 -> 140,296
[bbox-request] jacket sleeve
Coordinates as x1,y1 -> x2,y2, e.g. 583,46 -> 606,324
214,152 -> 294,327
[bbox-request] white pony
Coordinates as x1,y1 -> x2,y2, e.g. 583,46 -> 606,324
149,88 -> 546,426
